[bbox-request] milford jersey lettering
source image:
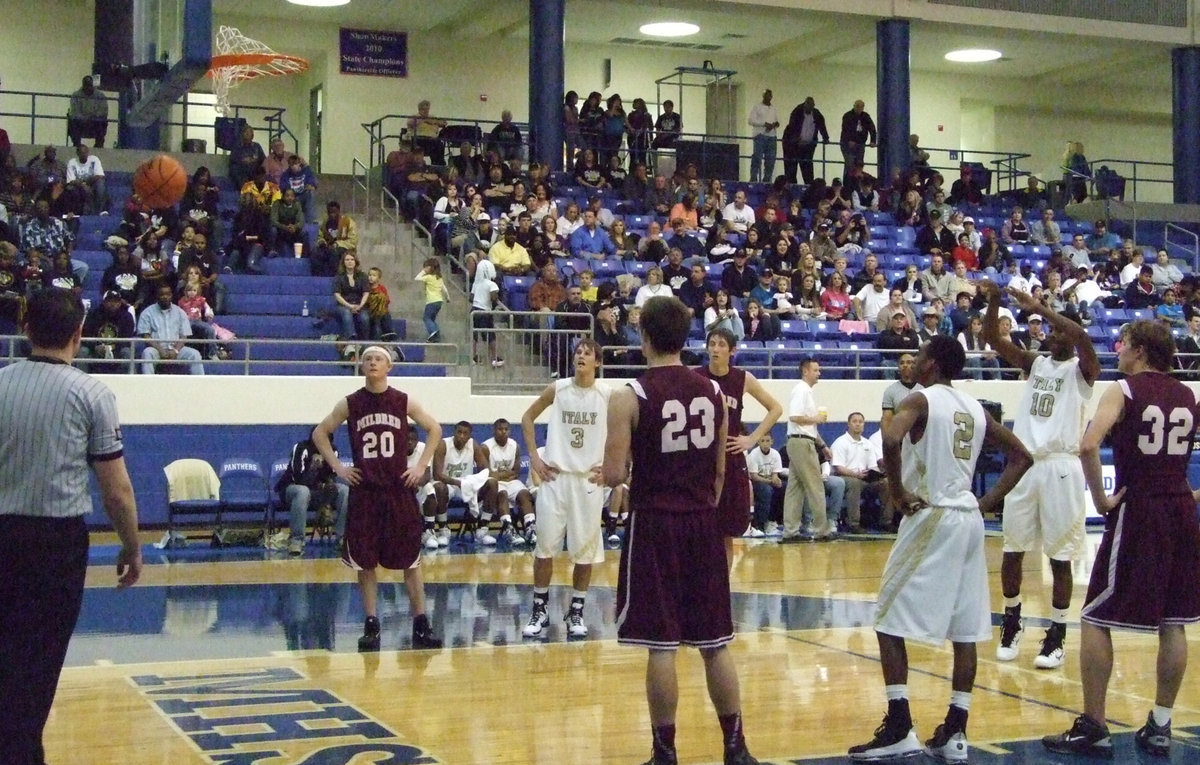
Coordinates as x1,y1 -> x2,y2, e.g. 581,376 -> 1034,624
560,410 -> 599,426
355,412 -> 407,430
721,392 -> 740,412
1031,376 -> 1063,393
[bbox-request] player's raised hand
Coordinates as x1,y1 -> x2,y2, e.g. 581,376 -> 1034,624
977,278 -> 1000,302
1006,285 -> 1041,313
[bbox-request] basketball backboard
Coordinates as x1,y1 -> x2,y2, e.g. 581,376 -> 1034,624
124,0 -> 212,127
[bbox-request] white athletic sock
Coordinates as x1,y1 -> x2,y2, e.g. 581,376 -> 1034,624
436,513 -> 448,524
950,691 -> 972,711
1004,596 -> 1021,610
1051,607 -> 1069,624
571,588 -> 587,605
885,684 -> 908,701
1153,706 -> 1172,727
523,513 -> 536,526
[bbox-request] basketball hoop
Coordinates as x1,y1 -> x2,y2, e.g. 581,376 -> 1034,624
206,26 -> 309,116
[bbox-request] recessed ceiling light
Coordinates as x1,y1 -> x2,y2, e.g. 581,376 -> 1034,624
944,48 -> 1002,63
639,22 -> 700,38
287,0 -> 350,6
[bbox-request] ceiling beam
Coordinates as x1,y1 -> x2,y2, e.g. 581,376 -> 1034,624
1027,49 -> 1166,87
758,19 -> 877,64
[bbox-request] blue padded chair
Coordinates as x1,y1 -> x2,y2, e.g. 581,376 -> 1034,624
218,457 -> 272,531
163,458 -> 222,546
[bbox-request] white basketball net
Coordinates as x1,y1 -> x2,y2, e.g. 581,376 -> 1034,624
210,25 -> 308,116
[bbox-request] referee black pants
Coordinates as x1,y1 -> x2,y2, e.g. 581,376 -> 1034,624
0,515 -> 88,765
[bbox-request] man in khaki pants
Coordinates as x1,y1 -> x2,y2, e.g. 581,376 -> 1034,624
783,358 -> 835,541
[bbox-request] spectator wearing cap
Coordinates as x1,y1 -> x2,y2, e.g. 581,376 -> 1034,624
1123,265 -> 1160,310
810,221 -> 838,265
720,250 -> 758,299
948,164 -> 983,206
1085,219 -> 1120,258
876,310 -> 920,368
961,216 -> 981,250
1151,248 -> 1184,295
1030,207 -> 1062,252
946,291 -> 975,337
916,304 -> 942,343
489,226 -> 534,276
915,208 -> 956,255
665,218 -> 705,264
568,210 -> 615,258
79,289 -> 135,372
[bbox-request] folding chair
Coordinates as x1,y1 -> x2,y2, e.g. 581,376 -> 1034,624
217,457 -> 272,535
163,459 -> 222,547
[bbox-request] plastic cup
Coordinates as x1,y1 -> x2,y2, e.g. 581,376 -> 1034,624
817,406 -> 828,422
293,243 -> 303,258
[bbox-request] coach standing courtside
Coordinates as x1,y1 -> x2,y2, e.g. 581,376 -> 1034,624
0,288 -> 142,764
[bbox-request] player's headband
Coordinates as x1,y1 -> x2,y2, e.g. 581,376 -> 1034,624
360,346 -> 392,366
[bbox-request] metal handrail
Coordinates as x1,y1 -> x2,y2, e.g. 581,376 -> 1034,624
0,335 -> 457,375
1089,157 -> 1173,203
1165,222 -> 1200,273
350,157 -> 370,220
0,88 -> 295,153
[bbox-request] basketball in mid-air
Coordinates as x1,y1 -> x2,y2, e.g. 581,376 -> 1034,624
133,154 -> 188,209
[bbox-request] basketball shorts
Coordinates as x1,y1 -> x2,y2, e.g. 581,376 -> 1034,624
717,453 -> 751,537
534,472 -> 605,565
1002,454 -> 1086,560
493,478 -> 528,498
342,486 -> 422,572
874,506 -> 991,646
1081,491 -> 1200,632
616,510 -> 734,649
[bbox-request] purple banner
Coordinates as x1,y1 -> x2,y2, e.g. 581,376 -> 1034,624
339,28 -> 407,77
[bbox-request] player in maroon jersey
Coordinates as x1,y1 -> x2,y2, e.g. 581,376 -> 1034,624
603,296 -> 758,765
312,345 -> 445,652
1044,321 -> 1200,759
698,327 -> 782,564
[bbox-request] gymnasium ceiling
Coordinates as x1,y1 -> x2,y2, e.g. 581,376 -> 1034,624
215,0 -> 1176,90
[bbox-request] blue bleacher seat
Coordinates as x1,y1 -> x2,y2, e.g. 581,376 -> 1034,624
222,275 -> 332,295
778,320 -> 808,339
1100,308 -> 1131,326
591,259 -> 623,281
261,258 -> 313,276
626,261 -> 651,280
1027,244 -> 1051,258
222,294 -> 337,316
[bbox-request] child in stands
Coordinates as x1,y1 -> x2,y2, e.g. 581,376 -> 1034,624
415,257 -> 449,342
365,266 -> 398,343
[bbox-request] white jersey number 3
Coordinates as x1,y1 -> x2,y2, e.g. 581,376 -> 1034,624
1138,405 -> 1193,456
661,397 -> 716,453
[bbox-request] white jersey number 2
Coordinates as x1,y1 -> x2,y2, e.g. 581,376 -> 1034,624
662,398 -> 716,453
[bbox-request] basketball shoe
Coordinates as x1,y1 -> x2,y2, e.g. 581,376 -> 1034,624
474,526 -> 497,545
436,527 -> 451,547
564,605 -> 588,637
1034,622 -> 1066,669
497,523 -> 518,545
421,529 -> 439,550
925,724 -> 968,763
1042,715 -> 1112,758
995,604 -> 1022,661
849,713 -> 922,760
1135,712 -> 1171,757
411,614 -> 442,649
523,600 -> 549,638
724,749 -> 759,765
523,521 -> 537,547
358,616 -> 381,652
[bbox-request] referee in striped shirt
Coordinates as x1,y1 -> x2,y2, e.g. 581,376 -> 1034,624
0,288 -> 141,765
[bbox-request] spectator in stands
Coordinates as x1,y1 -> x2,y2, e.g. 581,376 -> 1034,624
1151,248 -> 1184,294
432,183 -> 463,255
100,238 -> 141,309
1177,314 -> 1200,378
263,138 -> 290,186
704,225 -> 735,263
894,189 -> 925,229
573,148 -> 605,191
918,253 -> 953,304
645,174 -> 673,219
64,144 -> 107,215
1085,219 -> 1120,259
1062,233 -> 1092,270
750,266 -> 778,307
592,300 -> 631,372
1155,287 -> 1185,328
792,273 -> 825,319
742,298 -> 776,341
658,248 -> 688,292
178,168 -> 220,241
67,76 -> 108,148
723,190 -> 756,235
704,289 -> 745,340
852,175 -> 880,212
1030,207 -> 1062,252
1000,206 -> 1031,245
916,208 -> 956,255
229,125 -> 265,191
876,307 -> 921,365
720,250 -> 758,299
651,99 -> 681,150
598,94 -> 626,164
1124,265 -> 1160,310
1015,176 -> 1047,211
875,289 -> 916,332
634,266 -> 672,308
333,251 -> 369,342
839,100 -> 876,186
487,110 -> 523,162
817,271 -> 850,320
525,183 -> 556,225
450,142 -> 484,186
604,155 -> 628,193
948,164 -> 983,206
226,196 -> 268,275
490,225 -> 534,276
1119,246 -> 1145,287
138,283 -> 204,375
468,211 -> 498,270
747,89 -> 780,183
677,264 -> 716,318
584,195 -> 615,231
279,155 -> 318,223
834,211 -> 870,260
1063,264 -> 1109,314
533,216 -> 562,260
853,271 -> 890,325
20,248 -> 48,299
945,210 -> 965,240
665,218 -> 704,264
951,232 -> 980,273
575,91 -> 602,152
176,279 -> 218,358
947,258 -> 975,299
746,434 -> 785,535
914,304 -> 940,343
470,259 -> 502,367
181,231 -> 223,313
669,194 -> 700,234
362,266 -> 398,343
1061,140 -> 1089,203
0,242 -> 24,326
830,412 -> 886,533
925,189 -> 952,222
43,250 -> 80,293
549,285 -> 591,377
269,188 -> 306,257
568,210 -> 614,258
608,219 -> 636,261
407,100 -> 447,165
510,210 -> 534,250
530,261 -> 567,315
752,205 -> 783,248
556,202 -> 582,237
945,291 -> 975,337
78,289 -> 134,372
620,162 -> 650,211
19,198 -> 87,285
26,146 -> 66,191
958,314 -> 999,380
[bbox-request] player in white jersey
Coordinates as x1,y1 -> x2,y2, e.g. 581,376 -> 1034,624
406,430 -> 442,550
850,336 -> 1032,764
520,340 -> 611,639
981,280 -> 1099,670
432,421 -> 493,545
481,418 -> 536,546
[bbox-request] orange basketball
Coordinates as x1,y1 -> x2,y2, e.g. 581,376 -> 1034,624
133,154 -> 188,209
